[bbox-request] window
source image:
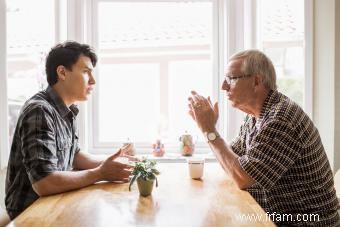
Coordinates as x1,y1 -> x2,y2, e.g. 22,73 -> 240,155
1,0 -> 67,166
256,0 -> 309,110
0,0 -> 312,164
7,0 -> 53,142
90,0 -> 218,153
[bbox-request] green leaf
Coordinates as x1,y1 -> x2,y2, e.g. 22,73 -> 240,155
151,168 -> 160,175
129,172 -> 140,191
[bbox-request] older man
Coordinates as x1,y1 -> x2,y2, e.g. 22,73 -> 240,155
188,50 -> 339,226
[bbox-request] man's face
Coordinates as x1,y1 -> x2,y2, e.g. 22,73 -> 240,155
64,55 -> 95,102
221,59 -> 254,110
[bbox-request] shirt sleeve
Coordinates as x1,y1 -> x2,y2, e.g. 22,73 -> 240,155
238,120 -> 301,190
20,105 -> 59,184
231,116 -> 250,156
230,124 -> 245,156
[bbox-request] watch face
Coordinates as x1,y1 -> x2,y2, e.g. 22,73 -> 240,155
208,132 -> 216,141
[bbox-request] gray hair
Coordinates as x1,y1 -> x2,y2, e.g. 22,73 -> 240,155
229,49 -> 277,90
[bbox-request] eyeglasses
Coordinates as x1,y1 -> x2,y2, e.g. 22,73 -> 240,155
224,74 -> 252,85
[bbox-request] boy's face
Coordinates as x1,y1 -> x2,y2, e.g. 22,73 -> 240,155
62,55 -> 95,103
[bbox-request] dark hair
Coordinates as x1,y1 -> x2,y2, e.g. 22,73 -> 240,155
45,41 -> 98,86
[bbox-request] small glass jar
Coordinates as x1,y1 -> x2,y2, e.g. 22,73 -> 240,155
152,139 -> 165,157
179,132 -> 194,156
122,138 -> 136,156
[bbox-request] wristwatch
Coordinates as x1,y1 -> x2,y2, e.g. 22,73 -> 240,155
205,131 -> 220,142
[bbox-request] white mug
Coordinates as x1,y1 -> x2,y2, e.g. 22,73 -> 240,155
188,158 -> 204,179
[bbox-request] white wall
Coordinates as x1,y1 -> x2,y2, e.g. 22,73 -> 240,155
314,0 -> 340,171
334,0 -> 340,172
0,0 -> 9,169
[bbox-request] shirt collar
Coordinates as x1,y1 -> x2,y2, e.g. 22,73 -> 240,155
45,86 -> 79,118
256,90 -> 280,127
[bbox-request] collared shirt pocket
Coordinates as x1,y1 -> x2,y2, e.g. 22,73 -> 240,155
56,138 -> 72,170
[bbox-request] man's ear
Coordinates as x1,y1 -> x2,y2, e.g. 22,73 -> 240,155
56,65 -> 67,81
253,74 -> 263,87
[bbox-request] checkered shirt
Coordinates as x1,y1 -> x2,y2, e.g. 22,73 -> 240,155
5,86 -> 80,219
232,90 -> 340,226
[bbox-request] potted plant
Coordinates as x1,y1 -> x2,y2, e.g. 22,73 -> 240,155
129,159 -> 160,197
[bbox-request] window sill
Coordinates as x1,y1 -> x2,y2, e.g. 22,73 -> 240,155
134,152 -> 217,163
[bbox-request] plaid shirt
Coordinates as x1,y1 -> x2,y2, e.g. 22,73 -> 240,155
5,86 -> 80,219
232,90 -> 340,226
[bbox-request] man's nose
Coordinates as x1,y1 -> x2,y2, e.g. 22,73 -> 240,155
89,74 -> 96,85
221,80 -> 230,91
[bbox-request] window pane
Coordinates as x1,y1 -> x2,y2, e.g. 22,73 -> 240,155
257,0 -> 305,107
168,60 -> 212,142
98,2 -> 212,49
7,0 -> 57,144
96,1 -> 213,147
98,64 -> 160,142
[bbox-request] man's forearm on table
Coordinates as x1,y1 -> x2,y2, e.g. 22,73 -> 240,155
32,167 -> 103,196
73,150 -> 104,170
208,137 -> 254,189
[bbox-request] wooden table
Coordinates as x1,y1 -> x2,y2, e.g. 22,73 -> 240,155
9,163 -> 275,227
